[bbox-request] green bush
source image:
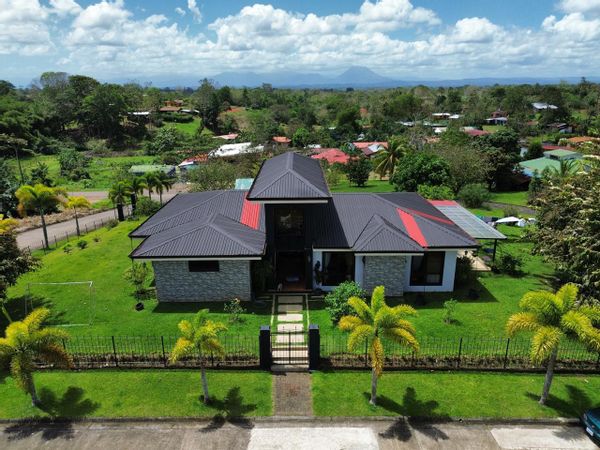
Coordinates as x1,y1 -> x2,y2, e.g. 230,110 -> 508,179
224,298 -> 246,323
76,240 -> 88,250
417,184 -> 454,200
457,183 -> 490,208
135,197 -> 161,216
454,255 -> 476,287
324,281 -> 366,324
105,219 -> 119,229
443,299 -> 458,324
491,253 -> 523,277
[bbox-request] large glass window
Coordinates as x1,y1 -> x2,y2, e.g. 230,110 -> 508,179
322,252 -> 355,286
274,207 -> 303,236
410,252 -> 445,286
188,261 -> 220,272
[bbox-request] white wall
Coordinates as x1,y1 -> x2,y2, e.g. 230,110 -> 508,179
403,251 -> 457,293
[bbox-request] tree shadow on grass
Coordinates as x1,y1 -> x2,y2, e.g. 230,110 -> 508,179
3,386 -> 99,442
198,387 -> 256,433
2,295 -> 67,326
526,384 -> 593,418
376,387 -> 450,443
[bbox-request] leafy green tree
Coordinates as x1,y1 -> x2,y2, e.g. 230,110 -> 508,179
143,172 -> 161,200
417,184 -> 454,200
145,127 -> 187,155
344,155 -> 372,187
58,148 -> 90,181
0,158 -> 19,215
188,160 -> 237,191
28,162 -> 53,186
127,176 -> 148,213
432,144 -> 490,194
0,308 -> 72,405
169,309 -> 227,404
391,152 -> 451,192
507,284 -> 600,404
194,79 -> 220,132
292,127 -> 311,148
526,139 -> 544,159
336,107 -> 361,134
339,286 -> 419,406
65,196 -> 91,237
108,181 -> 131,222
123,262 -> 150,298
15,184 -> 66,249
155,172 -> 174,204
457,183 -> 491,208
80,84 -> 128,140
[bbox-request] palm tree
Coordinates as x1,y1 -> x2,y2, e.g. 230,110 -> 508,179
155,172 -> 174,205
65,196 -> 91,237
507,283 -> 600,405
169,309 -> 227,404
339,285 -> 419,406
15,184 -> 66,249
127,176 -> 147,213
108,181 -> 131,222
372,136 -> 411,178
549,159 -> 578,182
0,308 -> 72,406
144,172 -> 161,200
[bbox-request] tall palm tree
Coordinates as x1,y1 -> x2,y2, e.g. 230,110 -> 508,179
339,285 -> 419,406
15,184 -> 66,249
169,309 -> 227,404
507,283 -> 600,405
0,308 -> 72,406
155,172 -> 174,205
549,159 -> 578,182
372,136 -> 411,179
65,196 -> 91,237
144,172 -> 161,200
108,181 -> 131,222
127,176 -> 147,213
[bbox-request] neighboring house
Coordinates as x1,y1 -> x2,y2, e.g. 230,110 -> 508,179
351,141 -> 387,157
273,136 -> 291,147
462,127 -> 491,137
548,122 -> 573,134
532,102 -> 558,111
235,178 -> 254,190
311,148 -> 349,165
178,154 -> 209,172
567,136 -> 598,146
519,149 -> 583,177
216,133 -> 239,140
210,142 -> 263,159
158,106 -> 182,113
129,152 -> 497,303
129,164 -> 176,177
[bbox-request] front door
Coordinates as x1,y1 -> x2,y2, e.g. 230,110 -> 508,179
275,251 -> 309,291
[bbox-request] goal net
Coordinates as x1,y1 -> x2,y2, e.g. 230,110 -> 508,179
25,281 -> 95,327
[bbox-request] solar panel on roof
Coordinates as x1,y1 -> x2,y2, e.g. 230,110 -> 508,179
433,204 -> 506,240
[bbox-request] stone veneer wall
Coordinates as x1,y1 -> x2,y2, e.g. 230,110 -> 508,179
363,255 -> 407,296
152,260 -> 251,302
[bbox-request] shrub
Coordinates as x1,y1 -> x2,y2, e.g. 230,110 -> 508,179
443,299 -> 458,324
325,166 -> 343,187
491,253 -> 523,276
454,255 -> 476,287
105,219 -> 119,229
63,244 -> 72,254
324,281 -> 366,324
76,240 -> 88,250
93,236 -> 101,243
417,184 -> 454,200
135,197 -> 161,216
502,206 -> 520,218
58,148 -> 90,181
344,156 -> 372,187
224,298 -> 246,323
123,262 -> 150,298
457,183 -> 490,208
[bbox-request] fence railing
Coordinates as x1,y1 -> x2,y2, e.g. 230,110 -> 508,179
53,334 -> 259,369
320,334 -> 600,372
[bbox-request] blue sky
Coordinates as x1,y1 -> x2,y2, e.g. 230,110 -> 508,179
1,0 -> 600,85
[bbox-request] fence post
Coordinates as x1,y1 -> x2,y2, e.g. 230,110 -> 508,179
259,326 -> 271,370
308,324 -> 320,370
111,336 -> 119,368
161,336 -> 167,367
457,337 -> 463,368
503,338 -> 511,369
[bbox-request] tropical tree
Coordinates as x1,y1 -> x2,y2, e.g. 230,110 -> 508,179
108,181 -> 131,222
339,285 -> 419,406
155,172 -> 174,205
0,308 -> 72,406
127,176 -> 147,213
65,196 -> 91,237
169,309 -> 227,404
549,159 -> 579,182
372,136 -> 411,178
506,284 -> 600,405
143,172 -> 161,200
15,184 -> 66,249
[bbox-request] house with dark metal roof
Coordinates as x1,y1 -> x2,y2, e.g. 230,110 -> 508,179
129,151 -> 486,302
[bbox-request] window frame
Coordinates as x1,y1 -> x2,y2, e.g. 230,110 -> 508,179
322,252 -> 355,286
409,252 -> 445,286
188,260 -> 220,273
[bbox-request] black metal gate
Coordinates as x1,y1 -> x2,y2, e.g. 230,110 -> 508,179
271,330 -> 309,366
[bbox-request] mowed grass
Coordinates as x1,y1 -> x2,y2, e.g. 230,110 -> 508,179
489,191 -> 529,206
330,177 -> 395,193
312,371 -> 600,418
0,370 -> 271,419
5,220 -> 272,336
309,224 -> 553,340
165,117 -> 213,136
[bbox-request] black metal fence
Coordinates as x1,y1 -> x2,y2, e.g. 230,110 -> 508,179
320,334 -> 600,372
56,334 -> 259,369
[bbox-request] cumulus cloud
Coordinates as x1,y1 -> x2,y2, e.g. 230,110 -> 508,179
175,7 -> 185,17
0,0 -> 52,55
559,0 -> 600,14
452,17 -> 501,43
49,0 -> 82,16
187,0 -> 202,23
542,12 -> 600,41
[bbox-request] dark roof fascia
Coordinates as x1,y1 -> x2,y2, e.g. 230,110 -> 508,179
128,192 -> 182,238
249,197 -> 330,203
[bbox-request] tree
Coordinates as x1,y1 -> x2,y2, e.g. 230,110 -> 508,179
123,262 -> 150,298
169,309 -> 227,404
344,155 -> 372,187
339,286 -> 419,406
145,127 -> 187,155
291,127 -> 311,148
372,136 -> 411,178
194,79 -> 220,132
127,176 -> 147,213
155,172 -> 174,204
0,158 -> 19,216
457,183 -> 491,208
188,160 -> 237,191
432,144 -> 491,194
29,162 -> 53,186
15,184 -> 66,249
526,139 -> 544,159
108,181 -> 131,222
57,148 -> 90,181
143,172 -> 161,200
336,107 -> 361,134
391,152 -> 451,192
65,196 -> 91,237
506,284 -> 600,404
0,308 -> 72,406
80,84 -> 128,140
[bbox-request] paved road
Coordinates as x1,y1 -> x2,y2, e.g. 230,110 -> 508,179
0,420 -> 595,450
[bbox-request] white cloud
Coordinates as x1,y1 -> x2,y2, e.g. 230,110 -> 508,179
452,17 -> 501,43
0,0 -> 52,55
175,7 -> 185,17
187,0 -> 202,23
49,0 -> 82,17
542,12 -> 600,41
559,0 -> 600,14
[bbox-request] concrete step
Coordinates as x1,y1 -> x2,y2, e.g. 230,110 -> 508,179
277,323 -> 304,332
272,349 -> 308,359
275,334 -> 304,344
278,296 -> 304,304
277,313 -> 303,322
271,364 -> 308,372
278,304 -> 302,313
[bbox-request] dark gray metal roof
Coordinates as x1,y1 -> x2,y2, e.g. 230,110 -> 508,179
247,152 -> 331,200
353,215 -> 424,253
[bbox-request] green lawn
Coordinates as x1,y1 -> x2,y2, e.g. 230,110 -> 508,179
165,117 -> 212,136
330,177 -> 395,193
5,220 -> 272,337
310,224 -> 553,340
482,125 -> 506,133
312,371 -> 600,418
0,370 -> 271,419
489,191 -> 529,207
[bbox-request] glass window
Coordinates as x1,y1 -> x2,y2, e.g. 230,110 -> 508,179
274,207 -> 303,236
322,252 -> 355,286
410,252 -> 445,286
188,261 -> 220,272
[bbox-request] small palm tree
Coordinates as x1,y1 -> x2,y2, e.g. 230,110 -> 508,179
0,308 -> 72,406
372,136 -> 411,178
169,309 -> 227,404
339,285 -> 419,406
15,184 -> 66,249
550,159 -> 578,182
144,172 -> 161,200
65,196 -> 91,237
127,176 -> 148,213
507,283 -> 600,405
156,172 -> 174,205
108,181 -> 131,222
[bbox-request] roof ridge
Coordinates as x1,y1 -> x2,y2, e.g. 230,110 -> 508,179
397,205 -> 476,246
354,214 -> 422,251
248,170 -> 290,198
134,216 -> 217,255
288,169 -> 330,198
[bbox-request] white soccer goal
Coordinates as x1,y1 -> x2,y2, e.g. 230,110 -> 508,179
25,281 -> 95,327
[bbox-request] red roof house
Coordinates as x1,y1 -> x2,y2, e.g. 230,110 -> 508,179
311,149 -> 350,165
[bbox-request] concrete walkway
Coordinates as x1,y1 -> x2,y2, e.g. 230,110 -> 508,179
0,420 -> 594,450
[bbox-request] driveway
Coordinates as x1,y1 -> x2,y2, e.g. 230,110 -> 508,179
0,420 -> 595,450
